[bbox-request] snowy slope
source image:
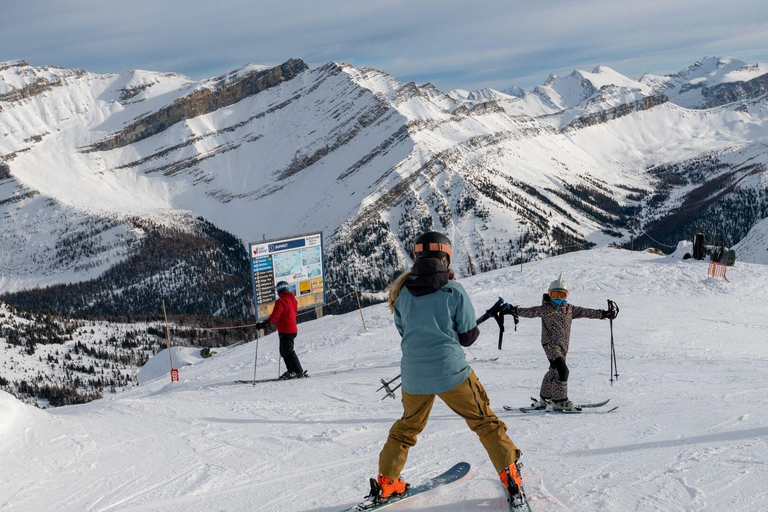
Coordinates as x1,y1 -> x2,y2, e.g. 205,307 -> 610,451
0,302 -> 166,406
733,217 -> 768,264
2,249 -> 768,511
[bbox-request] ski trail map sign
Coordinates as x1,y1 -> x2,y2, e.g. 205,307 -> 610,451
249,232 -> 327,321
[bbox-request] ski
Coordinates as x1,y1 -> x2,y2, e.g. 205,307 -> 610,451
505,464 -> 533,512
235,370 -> 339,384
504,398 -> 615,414
341,462 -> 470,511
235,378 -> 280,384
473,357 -> 500,363
511,482 -> 534,512
508,405 -> 618,414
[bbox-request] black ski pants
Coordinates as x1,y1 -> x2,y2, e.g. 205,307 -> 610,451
279,332 -> 304,374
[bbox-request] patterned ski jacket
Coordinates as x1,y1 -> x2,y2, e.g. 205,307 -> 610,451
517,294 -> 603,360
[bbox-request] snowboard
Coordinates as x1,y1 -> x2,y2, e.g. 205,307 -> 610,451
341,462 -> 470,511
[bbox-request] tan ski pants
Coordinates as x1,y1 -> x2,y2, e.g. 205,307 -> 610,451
378,370 -> 521,478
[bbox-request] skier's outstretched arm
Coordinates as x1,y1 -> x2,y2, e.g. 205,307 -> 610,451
571,305 -> 604,320
516,305 -> 545,318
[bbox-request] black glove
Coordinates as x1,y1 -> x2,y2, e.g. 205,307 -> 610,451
486,297 -> 504,317
502,304 -> 518,316
256,320 -> 269,330
601,310 -> 616,320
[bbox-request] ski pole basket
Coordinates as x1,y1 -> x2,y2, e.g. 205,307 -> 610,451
377,374 -> 401,400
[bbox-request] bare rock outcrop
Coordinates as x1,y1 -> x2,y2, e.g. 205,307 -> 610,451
87,59 -> 309,152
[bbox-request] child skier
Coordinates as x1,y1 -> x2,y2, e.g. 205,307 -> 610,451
513,273 -> 615,411
256,280 -> 308,380
363,231 -> 525,508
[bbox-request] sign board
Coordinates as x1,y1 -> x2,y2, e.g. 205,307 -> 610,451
708,261 -> 728,281
249,232 -> 326,321
170,368 -> 179,382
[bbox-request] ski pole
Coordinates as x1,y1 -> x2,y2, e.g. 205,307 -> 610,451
607,299 -> 620,385
380,382 -> 402,401
377,374 -> 401,400
476,296 -> 504,326
377,374 -> 401,392
476,297 -> 507,349
252,329 -> 260,386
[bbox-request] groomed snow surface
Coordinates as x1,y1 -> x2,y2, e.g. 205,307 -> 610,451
2,249 -> 768,511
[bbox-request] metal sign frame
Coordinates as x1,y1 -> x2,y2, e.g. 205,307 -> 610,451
249,231 -> 326,322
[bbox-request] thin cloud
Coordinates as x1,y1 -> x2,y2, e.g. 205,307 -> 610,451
1,0 -> 766,92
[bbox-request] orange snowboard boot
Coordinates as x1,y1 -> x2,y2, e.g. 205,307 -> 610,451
499,462 -> 525,508
377,473 -> 408,498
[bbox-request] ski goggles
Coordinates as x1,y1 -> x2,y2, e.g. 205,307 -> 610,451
548,289 -> 568,300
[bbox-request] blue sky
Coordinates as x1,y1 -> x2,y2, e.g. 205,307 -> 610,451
3,0 -> 767,91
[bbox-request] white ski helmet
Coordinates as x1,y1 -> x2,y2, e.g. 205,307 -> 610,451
549,273 -> 568,292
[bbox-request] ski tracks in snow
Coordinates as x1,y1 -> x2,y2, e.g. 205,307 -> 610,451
4,250 -> 768,510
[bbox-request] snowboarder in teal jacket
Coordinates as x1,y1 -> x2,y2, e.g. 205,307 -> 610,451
361,231 -> 525,509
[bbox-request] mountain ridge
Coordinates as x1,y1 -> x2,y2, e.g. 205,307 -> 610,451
1,55 -> 767,320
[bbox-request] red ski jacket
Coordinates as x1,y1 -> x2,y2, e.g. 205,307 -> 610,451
268,291 -> 298,334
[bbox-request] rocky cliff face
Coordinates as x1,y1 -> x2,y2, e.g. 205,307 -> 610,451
563,94 -> 669,131
704,73 -> 768,107
88,59 -> 308,152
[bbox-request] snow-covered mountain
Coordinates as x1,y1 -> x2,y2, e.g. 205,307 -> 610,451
1,56 -> 767,319
640,56 -> 768,108
734,217 -> 768,264
3,249 -> 768,511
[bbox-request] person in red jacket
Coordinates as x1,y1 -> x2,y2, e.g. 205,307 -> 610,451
257,281 -> 308,380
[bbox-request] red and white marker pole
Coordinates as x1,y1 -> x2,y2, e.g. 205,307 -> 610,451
162,300 -> 178,383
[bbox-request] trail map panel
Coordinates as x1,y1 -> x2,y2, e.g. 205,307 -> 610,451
249,232 -> 326,321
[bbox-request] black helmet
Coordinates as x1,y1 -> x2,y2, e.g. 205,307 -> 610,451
276,281 -> 290,293
413,231 -> 453,265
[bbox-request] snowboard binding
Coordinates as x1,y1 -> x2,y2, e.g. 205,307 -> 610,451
502,462 -> 530,510
356,478 -> 410,510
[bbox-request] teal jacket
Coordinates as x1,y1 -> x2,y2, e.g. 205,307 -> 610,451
394,259 -> 479,395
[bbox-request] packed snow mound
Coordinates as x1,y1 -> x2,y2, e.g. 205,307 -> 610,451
733,217 -> 768,264
137,346 -> 206,384
668,240 -> 694,260
0,390 -> 45,442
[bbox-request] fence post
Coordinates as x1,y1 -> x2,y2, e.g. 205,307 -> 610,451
355,289 -> 367,330
162,300 -> 177,383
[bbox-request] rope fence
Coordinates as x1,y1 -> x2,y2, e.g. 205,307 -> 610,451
163,289 -> 363,333
635,230 -> 679,249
